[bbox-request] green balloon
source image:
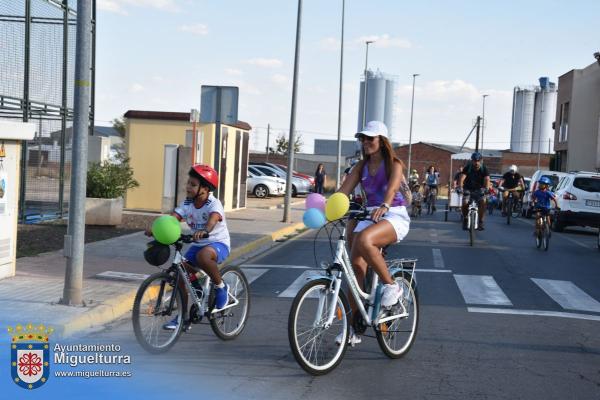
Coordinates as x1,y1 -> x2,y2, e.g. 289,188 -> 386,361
152,215 -> 181,245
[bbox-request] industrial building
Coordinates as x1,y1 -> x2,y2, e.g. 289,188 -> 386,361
357,70 -> 396,141
510,77 -> 557,154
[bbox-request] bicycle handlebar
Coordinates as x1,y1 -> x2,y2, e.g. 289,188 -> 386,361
179,232 -> 209,244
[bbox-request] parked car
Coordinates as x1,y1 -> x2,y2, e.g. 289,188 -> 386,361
248,164 -> 311,197
250,162 -> 315,187
522,170 -> 569,218
247,172 -> 286,198
551,171 -> 600,231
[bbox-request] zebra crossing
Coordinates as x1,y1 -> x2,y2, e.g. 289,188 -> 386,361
240,264 -> 600,321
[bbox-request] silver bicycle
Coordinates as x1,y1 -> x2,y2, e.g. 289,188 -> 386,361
462,190 -> 482,246
288,209 -> 419,375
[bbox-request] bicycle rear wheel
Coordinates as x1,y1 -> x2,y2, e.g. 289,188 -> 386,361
506,198 -> 512,225
132,271 -> 184,354
209,265 -> 250,340
376,271 -> 419,358
288,278 -> 350,376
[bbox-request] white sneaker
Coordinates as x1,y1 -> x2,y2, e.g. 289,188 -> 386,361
335,328 -> 362,347
381,282 -> 402,307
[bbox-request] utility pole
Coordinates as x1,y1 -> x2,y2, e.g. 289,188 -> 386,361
62,0 -> 92,305
481,94 -> 488,150
361,40 -> 374,130
475,116 -> 481,152
283,0 -> 302,223
406,73 -> 419,179
335,0 -> 345,189
266,123 -> 270,162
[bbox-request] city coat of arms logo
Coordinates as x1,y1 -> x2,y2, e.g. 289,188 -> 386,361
8,323 -> 53,390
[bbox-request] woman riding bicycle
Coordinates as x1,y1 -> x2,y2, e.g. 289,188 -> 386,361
423,165 -> 440,212
337,120 -> 411,344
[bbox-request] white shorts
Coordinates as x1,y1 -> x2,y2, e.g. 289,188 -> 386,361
353,206 -> 411,243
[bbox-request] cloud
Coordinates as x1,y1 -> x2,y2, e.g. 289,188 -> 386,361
129,83 -> 145,93
271,74 -> 289,85
319,37 -> 340,51
97,0 -> 179,14
357,34 -> 412,49
244,58 -> 283,68
178,23 -> 208,36
225,68 -> 243,76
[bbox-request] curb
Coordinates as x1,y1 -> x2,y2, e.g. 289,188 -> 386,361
57,221 -> 306,338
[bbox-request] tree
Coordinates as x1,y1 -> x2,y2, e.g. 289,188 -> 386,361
275,133 -> 303,154
112,117 -> 126,137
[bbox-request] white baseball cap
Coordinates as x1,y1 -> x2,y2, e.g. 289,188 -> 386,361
355,120 -> 388,138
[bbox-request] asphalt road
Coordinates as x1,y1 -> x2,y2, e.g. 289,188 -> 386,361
80,208 -> 600,399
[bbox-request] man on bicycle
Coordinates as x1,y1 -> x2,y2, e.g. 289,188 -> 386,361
457,152 -> 490,231
531,176 -> 558,230
498,164 -> 525,217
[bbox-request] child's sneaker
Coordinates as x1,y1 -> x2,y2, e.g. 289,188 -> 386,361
381,282 -> 402,307
162,316 -> 179,330
214,283 -> 229,309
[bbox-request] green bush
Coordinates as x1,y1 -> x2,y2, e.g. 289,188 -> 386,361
86,157 -> 139,199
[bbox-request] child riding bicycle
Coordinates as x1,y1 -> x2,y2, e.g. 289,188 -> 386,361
531,176 -> 559,232
146,164 -> 231,330
411,183 -> 423,217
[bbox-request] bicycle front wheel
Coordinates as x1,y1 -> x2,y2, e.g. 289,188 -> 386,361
132,271 -> 185,354
209,265 -> 250,340
376,271 -> 419,358
543,224 -> 550,251
288,278 -> 350,376
469,212 -> 475,246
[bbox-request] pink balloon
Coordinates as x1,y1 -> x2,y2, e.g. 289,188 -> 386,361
305,193 -> 326,211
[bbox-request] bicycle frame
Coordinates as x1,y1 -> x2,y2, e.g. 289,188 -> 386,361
160,247 -> 240,321
467,199 -> 479,230
317,220 -> 416,330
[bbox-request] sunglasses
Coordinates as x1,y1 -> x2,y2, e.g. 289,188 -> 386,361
358,135 -> 377,142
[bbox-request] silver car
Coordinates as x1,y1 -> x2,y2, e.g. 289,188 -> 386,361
248,165 -> 311,197
247,172 -> 286,198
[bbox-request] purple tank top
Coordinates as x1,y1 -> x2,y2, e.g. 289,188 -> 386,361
361,161 -> 405,207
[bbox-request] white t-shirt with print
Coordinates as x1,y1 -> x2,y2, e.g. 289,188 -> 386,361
174,194 -> 230,250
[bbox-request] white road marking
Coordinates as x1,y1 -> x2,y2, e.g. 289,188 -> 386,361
240,268 -> 269,284
415,269 -> 453,273
531,278 -> 600,313
468,307 -> 600,322
432,248 -> 445,269
96,271 -> 149,281
454,275 -> 513,306
241,264 -> 312,269
278,270 -> 322,298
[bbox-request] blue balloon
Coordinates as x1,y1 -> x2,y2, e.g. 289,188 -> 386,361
303,208 -> 326,229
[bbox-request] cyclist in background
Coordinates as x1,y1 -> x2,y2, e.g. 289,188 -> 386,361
457,152 -> 490,231
531,176 -> 558,230
423,165 -> 440,211
498,164 -> 525,217
408,169 -> 419,191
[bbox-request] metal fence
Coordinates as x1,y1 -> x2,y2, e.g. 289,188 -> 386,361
0,0 -> 95,222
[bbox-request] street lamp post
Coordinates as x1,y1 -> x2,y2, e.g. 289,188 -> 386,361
481,94 -> 489,150
335,0 -> 345,189
361,40 -> 374,130
406,73 -> 419,180
283,0 -> 302,223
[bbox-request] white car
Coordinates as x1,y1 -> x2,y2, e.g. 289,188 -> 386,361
552,171 -> 600,231
248,165 -> 311,197
247,172 -> 286,198
523,170 -> 568,218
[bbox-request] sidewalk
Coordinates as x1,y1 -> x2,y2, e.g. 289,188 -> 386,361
0,199 -> 306,338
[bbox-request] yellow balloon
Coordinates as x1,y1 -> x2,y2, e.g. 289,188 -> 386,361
325,192 -> 350,221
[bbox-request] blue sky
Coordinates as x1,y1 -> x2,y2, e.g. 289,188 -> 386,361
95,0 -> 600,153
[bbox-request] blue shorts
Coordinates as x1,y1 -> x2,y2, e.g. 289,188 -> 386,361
184,242 -> 230,265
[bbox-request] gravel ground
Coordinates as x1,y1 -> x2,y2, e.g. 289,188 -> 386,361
17,214 -> 156,258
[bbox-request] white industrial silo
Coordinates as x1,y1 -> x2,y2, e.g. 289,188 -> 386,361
531,79 -> 557,154
510,87 -> 536,152
357,71 -> 393,130
384,79 -> 395,141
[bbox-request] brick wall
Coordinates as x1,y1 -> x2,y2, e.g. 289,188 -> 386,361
395,143 -> 456,184
500,151 -> 551,177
